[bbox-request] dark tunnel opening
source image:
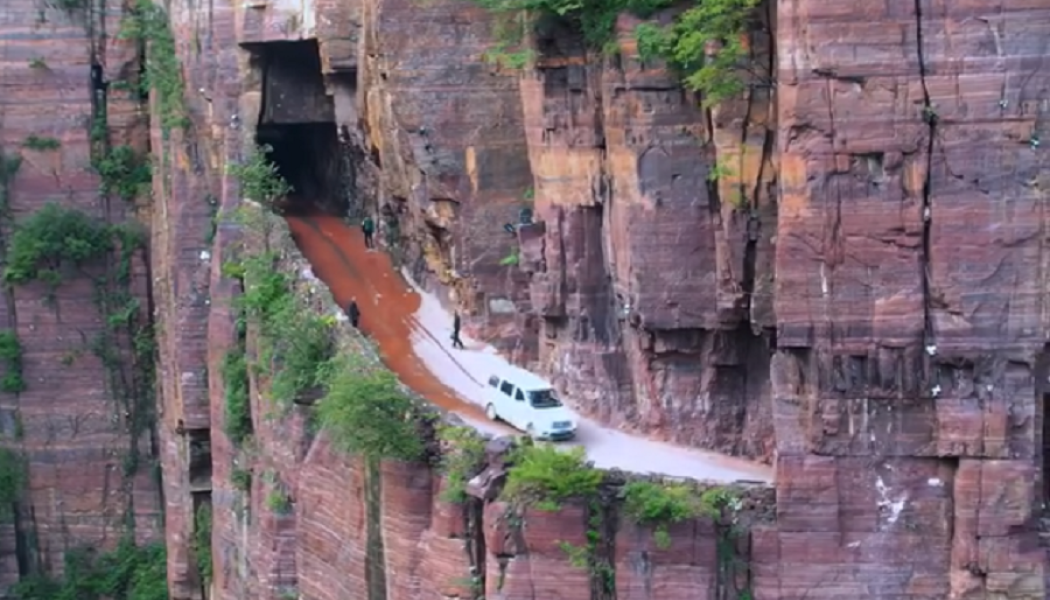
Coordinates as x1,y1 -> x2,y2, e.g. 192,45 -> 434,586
252,39 -> 347,216
255,122 -> 343,215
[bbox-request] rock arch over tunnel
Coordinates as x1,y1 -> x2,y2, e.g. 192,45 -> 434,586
251,39 -> 348,216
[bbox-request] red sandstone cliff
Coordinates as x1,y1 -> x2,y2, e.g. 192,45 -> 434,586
1,0 -> 1049,599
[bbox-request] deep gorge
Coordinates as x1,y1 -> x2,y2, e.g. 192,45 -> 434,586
0,0 -> 1049,599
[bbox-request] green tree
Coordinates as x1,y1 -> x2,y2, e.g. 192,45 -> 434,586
634,0 -> 761,106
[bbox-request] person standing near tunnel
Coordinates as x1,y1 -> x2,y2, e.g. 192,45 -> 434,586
362,215 -> 376,250
451,311 -> 465,350
346,297 -> 361,329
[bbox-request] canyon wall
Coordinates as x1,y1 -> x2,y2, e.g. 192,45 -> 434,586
0,0 -> 164,593
1,0 -> 1050,598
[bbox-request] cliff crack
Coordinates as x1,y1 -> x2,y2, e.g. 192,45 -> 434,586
913,0 -> 936,352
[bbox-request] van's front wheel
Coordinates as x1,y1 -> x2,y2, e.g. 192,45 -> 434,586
485,403 -> 498,421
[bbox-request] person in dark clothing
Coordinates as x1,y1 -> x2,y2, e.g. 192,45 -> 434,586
450,311 -> 465,349
362,216 -> 376,250
346,297 -> 361,328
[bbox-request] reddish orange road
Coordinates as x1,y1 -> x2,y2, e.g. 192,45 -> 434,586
285,214 -> 491,422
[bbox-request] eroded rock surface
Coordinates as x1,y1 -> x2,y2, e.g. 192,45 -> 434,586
2,0 -> 1050,598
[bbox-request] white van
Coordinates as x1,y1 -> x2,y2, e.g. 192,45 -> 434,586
484,367 -> 577,441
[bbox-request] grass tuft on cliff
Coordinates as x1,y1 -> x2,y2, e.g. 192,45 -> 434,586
469,0 -> 761,106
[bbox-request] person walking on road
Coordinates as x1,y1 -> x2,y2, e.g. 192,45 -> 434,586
362,215 -> 376,250
346,297 -> 361,329
450,311 -> 465,349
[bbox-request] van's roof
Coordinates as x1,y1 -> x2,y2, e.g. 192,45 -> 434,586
493,364 -> 552,391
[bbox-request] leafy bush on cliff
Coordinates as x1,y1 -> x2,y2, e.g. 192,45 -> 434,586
315,353 -> 427,461
0,330 -> 26,393
502,444 -> 602,510
634,0 -> 761,106
0,448 -> 26,518
119,0 -> 187,132
230,252 -> 335,405
222,346 -> 252,445
3,202 -> 115,290
227,144 -> 293,209
471,0 -> 761,106
10,538 -> 168,600
437,424 -> 488,503
621,480 -> 742,548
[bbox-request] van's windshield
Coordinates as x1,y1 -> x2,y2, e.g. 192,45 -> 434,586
527,389 -> 562,409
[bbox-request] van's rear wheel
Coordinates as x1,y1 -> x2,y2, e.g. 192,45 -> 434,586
485,403 -> 498,421
526,424 -> 536,439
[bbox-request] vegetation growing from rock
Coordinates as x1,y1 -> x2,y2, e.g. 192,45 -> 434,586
222,344 -> 252,446
621,479 -> 740,548
94,145 -> 152,201
0,447 -> 26,520
3,202 -> 121,292
9,539 -> 168,600
119,0 -> 187,133
0,149 -> 22,212
501,444 -> 603,511
0,330 -> 26,393
469,0 -> 760,105
21,135 -> 60,151
224,250 -> 335,406
227,144 -> 293,209
436,424 -> 488,503
634,0 -> 761,106
315,353 -> 429,461
193,503 -> 213,584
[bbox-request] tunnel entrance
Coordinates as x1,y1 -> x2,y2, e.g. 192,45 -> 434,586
256,122 -> 343,214
252,39 -> 347,216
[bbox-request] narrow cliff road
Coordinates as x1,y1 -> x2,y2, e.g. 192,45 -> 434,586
286,213 -> 773,484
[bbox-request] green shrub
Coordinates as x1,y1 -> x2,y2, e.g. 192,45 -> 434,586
0,149 -> 22,212
0,330 -> 25,393
315,353 -> 426,462
502,444 -> 602,510
3,203 -> 114,290
232,252 -> 335,405
0,448 -> 26,518
192,503 -> 213,583
231,467 -> 252,491
622,480 -> 740,548
634,0 -> 761,106
10,538 -> 168,600
119,0 -> 187,133
222,347 -> 251,446
470,0 -> 672,53
226,144 -> 293,208
266,489 -> 291,514
22,135 -> 60,151
94,145 -> 152,201
437,424 -> 487,503
468,0 -> 760,106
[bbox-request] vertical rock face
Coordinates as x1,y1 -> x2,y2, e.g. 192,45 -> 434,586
770,2 -> 1050,598
3,0 -> 1050,597
0,0 -> 164,592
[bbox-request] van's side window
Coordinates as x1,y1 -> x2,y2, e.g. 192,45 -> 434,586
499,381 -> 514,397
488,375 -> 500,388
515,389 -> 525,402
